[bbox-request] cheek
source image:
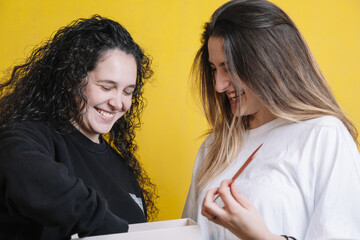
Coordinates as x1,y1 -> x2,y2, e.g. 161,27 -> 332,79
124,97 -> 133,111
246,94 -> 262,112
84,87 -> 103,106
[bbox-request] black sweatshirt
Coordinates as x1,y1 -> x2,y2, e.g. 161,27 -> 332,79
0,121 -> 146,240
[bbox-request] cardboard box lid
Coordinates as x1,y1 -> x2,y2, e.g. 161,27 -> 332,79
77,218 -> 202,240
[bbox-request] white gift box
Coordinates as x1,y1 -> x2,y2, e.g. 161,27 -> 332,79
76,218 -> 202,240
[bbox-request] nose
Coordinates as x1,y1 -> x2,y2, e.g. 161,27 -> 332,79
108,92 -> 124,111
214,70 -> 231,93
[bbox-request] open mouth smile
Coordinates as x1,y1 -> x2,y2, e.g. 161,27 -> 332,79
227,90 -> 245,102
95,107 -> 115,118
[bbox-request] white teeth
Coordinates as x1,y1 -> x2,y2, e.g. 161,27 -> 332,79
97,109 -> 114,118
228,90 -> 244,101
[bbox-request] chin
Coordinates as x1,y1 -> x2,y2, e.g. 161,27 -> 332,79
94,126 -> 113,136
231,108 -> 248,118
231,107 -> 241,117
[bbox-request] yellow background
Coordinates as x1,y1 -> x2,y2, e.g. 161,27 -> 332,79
0,0 -> 359,221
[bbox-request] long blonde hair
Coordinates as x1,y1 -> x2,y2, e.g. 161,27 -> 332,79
192,0 -> 358,194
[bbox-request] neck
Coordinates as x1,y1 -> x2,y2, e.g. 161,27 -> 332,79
248,107 -> 277,129
71,122 -> 101,144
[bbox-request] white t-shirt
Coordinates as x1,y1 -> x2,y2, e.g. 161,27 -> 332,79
183,116 -> 360,240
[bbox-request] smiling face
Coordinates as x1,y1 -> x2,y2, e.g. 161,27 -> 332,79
74,49 -> 137,143
208,36 -> 276,128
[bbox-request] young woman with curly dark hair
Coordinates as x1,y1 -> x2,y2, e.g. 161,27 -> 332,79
0,15 -> 157,239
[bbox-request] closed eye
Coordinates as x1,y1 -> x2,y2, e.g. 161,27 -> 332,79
101,85 -> 112,91
123,86 -> 135,96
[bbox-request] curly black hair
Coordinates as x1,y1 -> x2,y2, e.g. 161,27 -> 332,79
0,15 -> 158,220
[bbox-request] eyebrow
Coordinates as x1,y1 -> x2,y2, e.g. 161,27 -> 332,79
97,79 -> 136,89
97,79 -> 116,84
208,60 -> 227,67
125,85 -> 136,89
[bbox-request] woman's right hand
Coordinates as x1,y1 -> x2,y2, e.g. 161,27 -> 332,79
201,179 -> 283,240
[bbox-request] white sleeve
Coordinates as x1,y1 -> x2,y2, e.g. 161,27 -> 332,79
305,118 -> 360,239
182,137 -> 209,220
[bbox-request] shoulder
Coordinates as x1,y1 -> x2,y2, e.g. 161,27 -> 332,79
191,134 -> 214,172
273,116 -> 348,138
284,116 -> 357,154
0,121 -> 60,145
301,115 -> 344,128
297,116 -> 350,141
2,120 -> 51,131
198,134 -> 214,155
263,116 -> 356,155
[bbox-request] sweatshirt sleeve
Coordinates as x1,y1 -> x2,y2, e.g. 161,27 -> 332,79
0,126 -> 128,237
304,118 -> 360,239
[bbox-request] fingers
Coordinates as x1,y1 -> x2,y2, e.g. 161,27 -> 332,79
217,180 -> 245,212
201,180 -> 269,240
201,187 -> 226,222
201,188 -> 217,219
201,179 -> 253,222
229,182 -> 253,209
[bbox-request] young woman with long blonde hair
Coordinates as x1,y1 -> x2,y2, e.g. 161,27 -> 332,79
182,1 -> 360,239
